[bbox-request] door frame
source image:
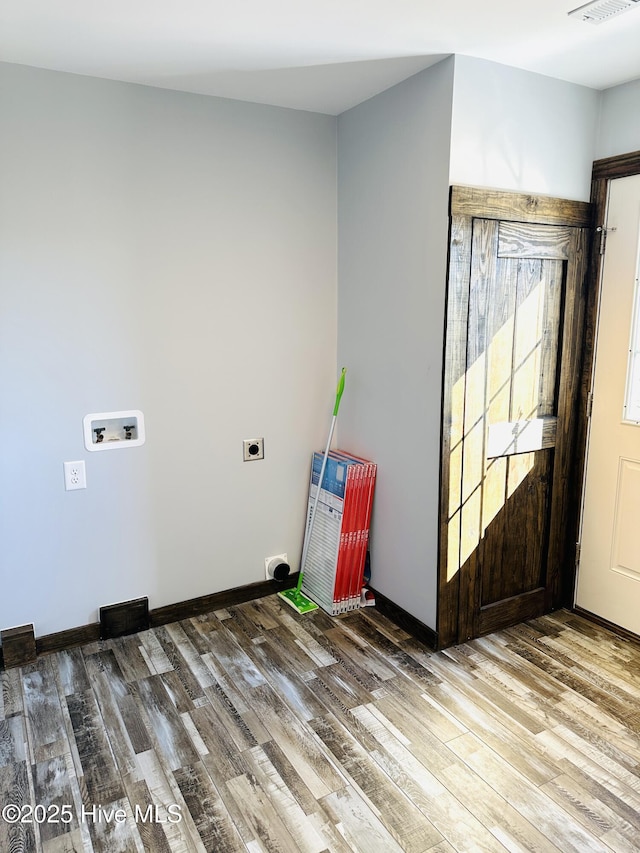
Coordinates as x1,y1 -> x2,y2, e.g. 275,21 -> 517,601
572,150 -> 640,637
437,186 -> 592,649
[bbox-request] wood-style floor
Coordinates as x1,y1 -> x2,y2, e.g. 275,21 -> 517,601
2,600 -> 640,853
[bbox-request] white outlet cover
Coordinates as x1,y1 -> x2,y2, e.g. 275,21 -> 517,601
64,460 -> 87,491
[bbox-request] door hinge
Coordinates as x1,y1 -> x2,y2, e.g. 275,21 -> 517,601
575,543 -> 581,567
596,225 -> 617,255
587,392 -> 594,418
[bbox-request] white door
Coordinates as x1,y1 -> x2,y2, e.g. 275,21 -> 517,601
576,173 -> 640,633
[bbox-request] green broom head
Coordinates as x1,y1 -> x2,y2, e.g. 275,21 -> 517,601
277,573 -> 318,613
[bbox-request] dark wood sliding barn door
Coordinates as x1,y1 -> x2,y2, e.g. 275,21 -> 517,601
438,187 -> 591,647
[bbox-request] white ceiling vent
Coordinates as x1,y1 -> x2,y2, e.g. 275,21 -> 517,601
569,0 -> 640,24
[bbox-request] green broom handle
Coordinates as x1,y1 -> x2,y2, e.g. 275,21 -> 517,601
333,366 -> 346,416
299,368 -> 347,585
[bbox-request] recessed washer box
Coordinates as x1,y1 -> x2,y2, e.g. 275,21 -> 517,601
83,410 -> 145,451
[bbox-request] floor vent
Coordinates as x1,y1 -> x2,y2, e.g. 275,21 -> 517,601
100,597 -> 150,639
569,0 -> 640,24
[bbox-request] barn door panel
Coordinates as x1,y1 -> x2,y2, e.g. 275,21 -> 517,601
439,188 -> 590,647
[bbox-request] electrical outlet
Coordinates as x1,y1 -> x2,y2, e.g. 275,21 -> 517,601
265,553 -> 290,581
243,438 -> 264,461
64,460 -> 87,491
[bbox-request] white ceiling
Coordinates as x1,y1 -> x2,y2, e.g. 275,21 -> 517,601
1,0 -> 640,114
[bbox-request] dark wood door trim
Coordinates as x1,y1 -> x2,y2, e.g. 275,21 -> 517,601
592,149 -> 640,181
438,185 -> 593,649
451,186 -> 591,227
545,227 -> 589,608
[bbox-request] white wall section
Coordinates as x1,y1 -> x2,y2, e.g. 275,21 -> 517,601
0,62 -> 337,635
337,58 -> 454,630
450,56 -> 600,202
596,78 -> 640,160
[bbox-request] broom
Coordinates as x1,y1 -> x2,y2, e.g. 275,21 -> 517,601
278,368 -> 346,614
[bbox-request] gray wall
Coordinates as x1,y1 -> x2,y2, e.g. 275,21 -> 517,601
596,78 -> 640,159
450,56 -> 600,202
0,62 -> 337,635
337,58 -> 455,629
